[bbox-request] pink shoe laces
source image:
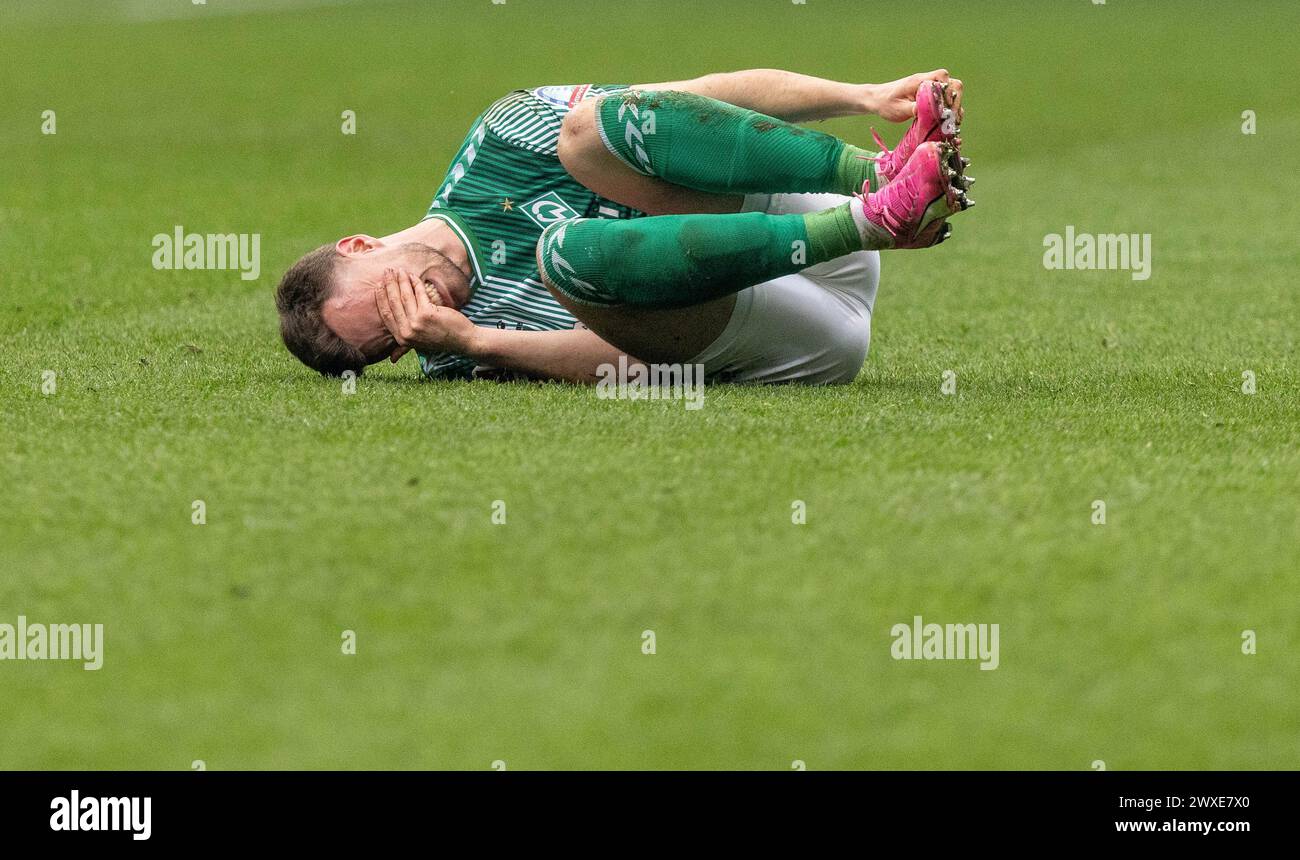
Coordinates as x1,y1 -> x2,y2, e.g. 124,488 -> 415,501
860,165 -> 923,238
871,127 -> 897,179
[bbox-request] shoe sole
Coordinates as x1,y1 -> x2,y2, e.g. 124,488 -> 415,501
912,143 -> 974,247
916,84 -> 970,247
937,81 -> 962,141
920,80 -> 948,143
920,144 -> 972,223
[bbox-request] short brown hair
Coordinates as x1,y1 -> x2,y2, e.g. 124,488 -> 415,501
275,244 -> 368,377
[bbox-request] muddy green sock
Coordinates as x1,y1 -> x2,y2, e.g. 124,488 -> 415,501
538,205 -> 861,309
598,89 -> 879,195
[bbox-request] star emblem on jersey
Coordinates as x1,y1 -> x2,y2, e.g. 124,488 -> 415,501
500,198 -> 514,212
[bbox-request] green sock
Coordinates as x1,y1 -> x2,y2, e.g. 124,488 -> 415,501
598,89 -> 879,196
538,205 -> 861,309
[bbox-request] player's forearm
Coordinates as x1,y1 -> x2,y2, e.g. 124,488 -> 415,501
640,69 -> 877,123
467,326 -> 636,384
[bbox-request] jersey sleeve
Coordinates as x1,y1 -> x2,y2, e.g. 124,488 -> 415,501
481,84 -> 628,157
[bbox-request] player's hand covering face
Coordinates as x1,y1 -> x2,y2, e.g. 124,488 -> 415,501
375,268 -> 479,363
873,69 -> 964,124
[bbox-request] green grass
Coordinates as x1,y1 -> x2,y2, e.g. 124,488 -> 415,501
2,0 -> 1298,769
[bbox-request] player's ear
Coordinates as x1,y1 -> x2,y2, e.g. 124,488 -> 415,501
335,234 -> 381,256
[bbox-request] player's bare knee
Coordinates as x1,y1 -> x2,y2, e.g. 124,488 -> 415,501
558,99 -> 601,174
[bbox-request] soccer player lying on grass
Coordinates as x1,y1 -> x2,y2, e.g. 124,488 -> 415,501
275,69 -> 972,385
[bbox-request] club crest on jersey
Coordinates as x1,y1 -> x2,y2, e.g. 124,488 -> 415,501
520,191 -> 580,229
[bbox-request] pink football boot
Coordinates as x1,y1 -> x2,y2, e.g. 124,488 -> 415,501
854,141 -> 971,249
872,79 -> 963,185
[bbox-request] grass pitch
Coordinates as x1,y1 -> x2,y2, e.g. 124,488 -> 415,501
1,0 -> 1297,769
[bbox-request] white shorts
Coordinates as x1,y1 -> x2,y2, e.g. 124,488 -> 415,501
690,194 -> 880,385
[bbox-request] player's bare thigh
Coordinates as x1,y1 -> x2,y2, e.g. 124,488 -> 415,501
541,271 -> 737,365
558,97 -> 741,217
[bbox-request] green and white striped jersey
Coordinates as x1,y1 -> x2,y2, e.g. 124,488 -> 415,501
419,84 -> 643,380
